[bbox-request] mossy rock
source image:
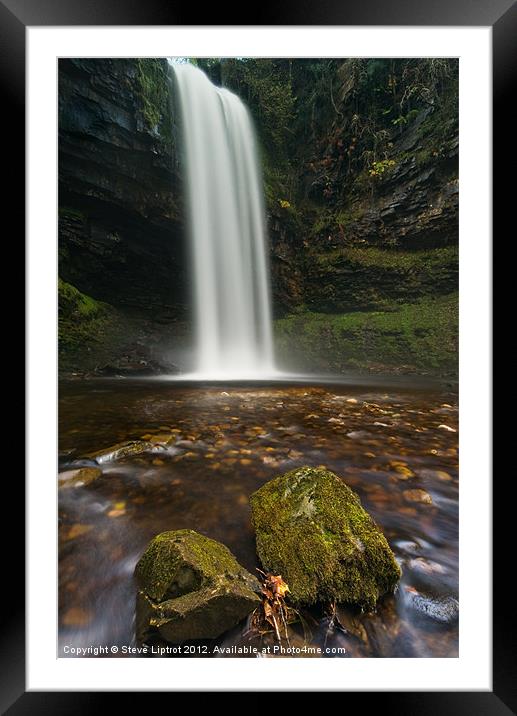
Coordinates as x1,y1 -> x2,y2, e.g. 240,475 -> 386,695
250,467 -> 401,610
135,530 -> 260,643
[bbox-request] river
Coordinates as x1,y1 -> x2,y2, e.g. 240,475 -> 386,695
59,377 -> 458,658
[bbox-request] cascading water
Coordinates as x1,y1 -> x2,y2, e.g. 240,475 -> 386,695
173,63 -> 276,378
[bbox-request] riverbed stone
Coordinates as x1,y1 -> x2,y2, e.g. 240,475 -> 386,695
58,466 -> 102,488
250,466 -> 401,610
135,529 -> 260,643
403,488 -> 433,504
83,440 -> 161,464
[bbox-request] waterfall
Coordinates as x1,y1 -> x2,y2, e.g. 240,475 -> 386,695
173,63 -> 275,378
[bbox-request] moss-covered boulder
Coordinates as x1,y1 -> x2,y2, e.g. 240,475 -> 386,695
135,530 -> 260,643
250,466 -> 401,610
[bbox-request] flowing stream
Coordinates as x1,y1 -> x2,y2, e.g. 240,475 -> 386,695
173,64 -> 275,378
59,378 -> 459,658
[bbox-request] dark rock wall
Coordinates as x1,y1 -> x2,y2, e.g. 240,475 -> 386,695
58,58 -> 458,333
58,58 -> 187,316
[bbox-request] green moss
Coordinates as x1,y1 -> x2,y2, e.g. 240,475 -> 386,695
274,293 -> 458,376
135,58 -> 172,141
135,530 -> 260,643
135,529 -> 252,602
313,245 -> 458,271
250,467 -> 401,609
58,278 -> 118,360
59,206 -> 86,222
310,204 -> 364,237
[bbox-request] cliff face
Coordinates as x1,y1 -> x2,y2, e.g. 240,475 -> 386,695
262,69 -> 459,315
58,58 -> 186,316
58,58 -> 458,376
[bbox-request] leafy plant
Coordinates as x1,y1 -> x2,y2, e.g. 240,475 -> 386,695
368,159 -> 396,178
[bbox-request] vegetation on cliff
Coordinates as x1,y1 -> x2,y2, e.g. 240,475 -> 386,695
58,58 -> 459,377
275,292 -> 458,376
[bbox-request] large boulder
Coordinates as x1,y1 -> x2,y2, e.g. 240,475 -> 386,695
135,530 -> 260,643
250,466 -> 401,610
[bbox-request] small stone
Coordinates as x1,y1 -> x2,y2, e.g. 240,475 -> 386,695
151,434 -> 175,446
62,607 -> 91,627
408,557 -> 446,575
403,489 -> 433,505
66,524 -> 93,540
83,441 -> 157,464
58,466 -> 102,488
416,468 -> 453,482
346,398 -> 358,404
437,424 -> 456,432
347,431 -> 370,439
404,588 -> 459,624
389,461 -> 415,479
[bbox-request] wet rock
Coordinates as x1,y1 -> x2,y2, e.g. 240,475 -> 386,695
96,356 -> 179,377
404,587 -> 459,624
407,557 -> 446,575
65,524 -> 94,539
58,466 -> 102,488
388,460 -> 415,479
403,488 -> 433,505
62,606 -> 92,627
149,433 -> 176,446
416,468 -> 453,482
83,440 -> 161,464
135,530 -> 260,644
250,466 -> 401,609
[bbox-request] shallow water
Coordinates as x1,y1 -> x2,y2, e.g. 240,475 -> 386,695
58,377 -> 459,658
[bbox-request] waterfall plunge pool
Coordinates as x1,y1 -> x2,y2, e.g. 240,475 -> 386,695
59,376 -> 458,658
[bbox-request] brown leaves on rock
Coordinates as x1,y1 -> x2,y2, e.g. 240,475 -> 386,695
263,572 -> 290,601
250,570 -> 296,645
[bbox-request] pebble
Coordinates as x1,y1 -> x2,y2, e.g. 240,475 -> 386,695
408,557 -> 446,575
416,468 -> 453,482
66,524 -> 93,540
403,489 -> 433,505
437,424 -> 456,432
404,588 -> 459,624
58,467 -> 102,488
62,607 -> 92,627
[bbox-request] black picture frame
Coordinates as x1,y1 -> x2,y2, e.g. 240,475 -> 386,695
6,0 -> 508,710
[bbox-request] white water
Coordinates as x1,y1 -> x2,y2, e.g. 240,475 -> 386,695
173,64 -> 276,379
